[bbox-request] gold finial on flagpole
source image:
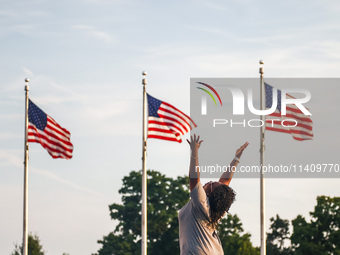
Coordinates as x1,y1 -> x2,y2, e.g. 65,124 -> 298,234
25,78 -> 30,91
259,60 -> 264,75
142,71 -> 147,86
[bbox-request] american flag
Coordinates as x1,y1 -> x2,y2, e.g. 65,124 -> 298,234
28,99 -> 74,159
265,83 -> 313,141
147,94 -> 197,143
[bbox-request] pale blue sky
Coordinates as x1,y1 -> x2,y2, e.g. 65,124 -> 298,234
1,0 -> 340,254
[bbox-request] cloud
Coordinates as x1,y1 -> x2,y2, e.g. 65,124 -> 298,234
0,150 -> 22,168
22,74 -> 89,105
22,67 -> 34,77
0,149 -> 102,196
0,133 -> 19,140
30,167 -> 102,196
72,25 -> 116,44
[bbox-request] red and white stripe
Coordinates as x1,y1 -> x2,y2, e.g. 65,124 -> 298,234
28,115 -> 73,159
266,94 -> 313,141
148,101 -> 196,143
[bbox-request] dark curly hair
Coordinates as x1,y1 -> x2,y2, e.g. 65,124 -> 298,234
208,185 -> 236,229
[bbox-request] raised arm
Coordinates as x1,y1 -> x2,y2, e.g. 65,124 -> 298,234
219,142 -> 249,186
187,134 -> 203,191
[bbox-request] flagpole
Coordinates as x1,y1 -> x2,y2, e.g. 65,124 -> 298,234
259,60 -> 266,255
23,78 -> 30,255
141,71 -> 148,255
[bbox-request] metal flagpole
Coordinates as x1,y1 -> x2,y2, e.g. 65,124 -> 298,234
141,71 -> 148,255
23,78 -> 30,255
259,60 -> 266,255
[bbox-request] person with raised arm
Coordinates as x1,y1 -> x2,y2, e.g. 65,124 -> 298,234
178,134 -> 249,255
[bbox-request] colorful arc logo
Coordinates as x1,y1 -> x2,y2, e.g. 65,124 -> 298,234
196,82 -> 223,106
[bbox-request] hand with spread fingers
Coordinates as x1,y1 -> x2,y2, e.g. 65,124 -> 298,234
235,142 -> 249,159
186,134 -> 203,153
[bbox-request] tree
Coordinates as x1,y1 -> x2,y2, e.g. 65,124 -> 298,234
266,214 -> 292,255
94,170 -> 259,255
94,170 -> 190,255
217,214 -> 260,255
12,233 -> 45,255
291,196 -> 340,255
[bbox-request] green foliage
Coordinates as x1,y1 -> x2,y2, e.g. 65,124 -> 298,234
217,215 -> 260,255
291,196 -> 340,255
265,196 -> 340,255
95,170 -> 190,255
11,233 -> 45,255
266,214 -> 292,255
94,170 -> 259,255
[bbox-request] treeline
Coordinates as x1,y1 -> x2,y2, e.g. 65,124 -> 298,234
266,196 -> 340,255
94,170 -> 340,255
12,170 -> 340,255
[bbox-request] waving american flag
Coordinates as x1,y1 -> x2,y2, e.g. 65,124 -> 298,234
147,94 -> 197,143
265,83 -> 313,141
28,99 -> 73,159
